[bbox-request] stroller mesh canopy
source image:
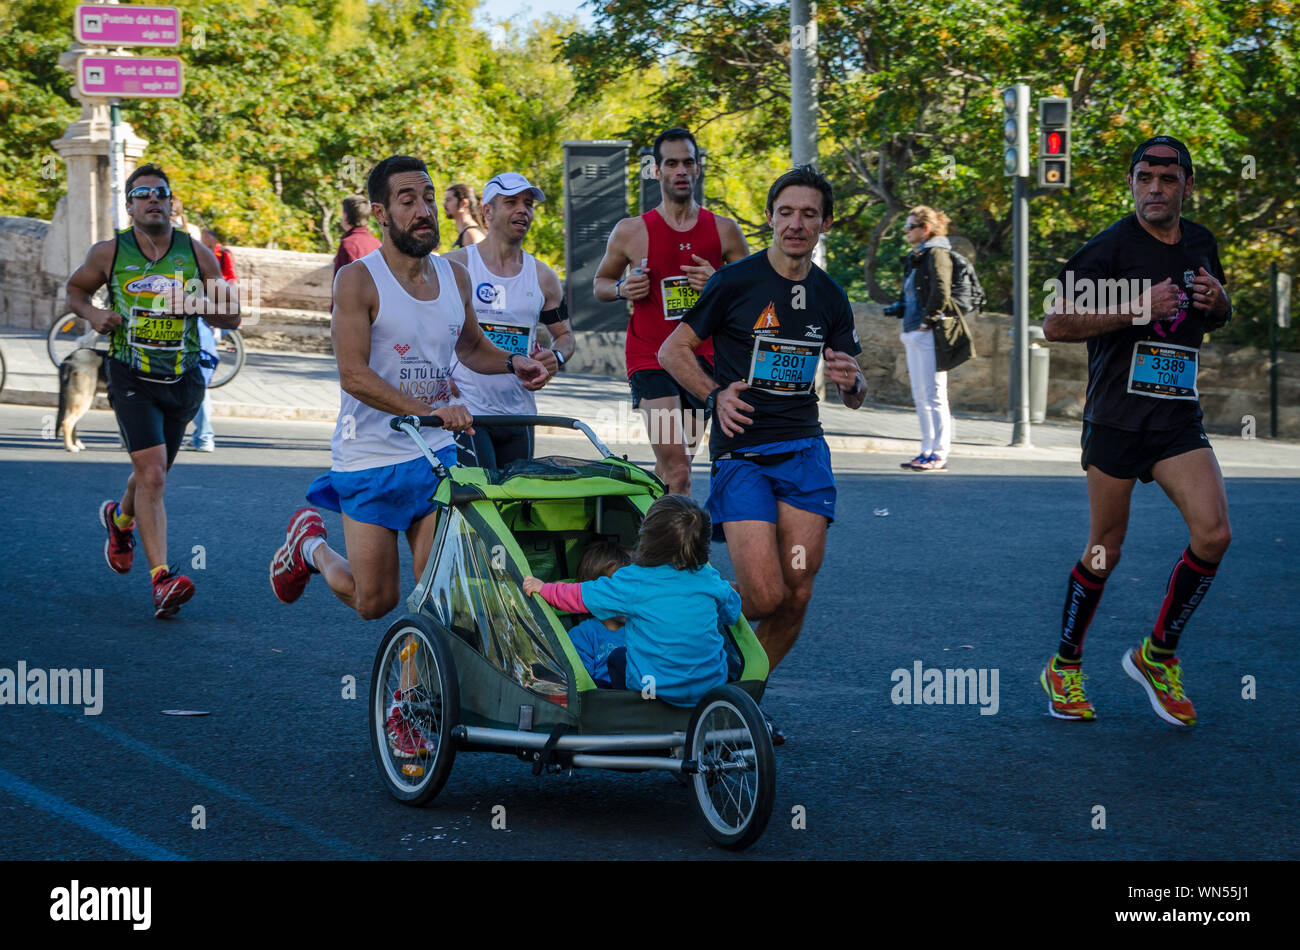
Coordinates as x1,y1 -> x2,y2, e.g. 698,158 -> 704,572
425,507 -> 568,701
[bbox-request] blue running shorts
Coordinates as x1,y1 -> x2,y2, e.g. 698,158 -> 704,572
706,437 -> 836,542
305,447 -> 459,532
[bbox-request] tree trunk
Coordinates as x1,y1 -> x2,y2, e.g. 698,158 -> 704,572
863,205 -> 903,302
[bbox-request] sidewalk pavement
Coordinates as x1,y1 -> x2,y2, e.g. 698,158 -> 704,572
5,327 -> 1296,468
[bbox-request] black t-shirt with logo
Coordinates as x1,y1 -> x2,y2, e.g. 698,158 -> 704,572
684,250 -> 860,456
1058,214 -> 1227,432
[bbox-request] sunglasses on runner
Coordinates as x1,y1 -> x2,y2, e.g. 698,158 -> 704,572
127,185 -> 172,200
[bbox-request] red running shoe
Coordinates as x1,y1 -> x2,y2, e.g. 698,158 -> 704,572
99,500 -> 135,574
386,689 -> 437,759
269,508 -> 327,604
153,568 -> 195,619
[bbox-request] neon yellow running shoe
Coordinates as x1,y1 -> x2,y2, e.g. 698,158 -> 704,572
1122,638 -> 1196,727
1040,656 -> 1096,720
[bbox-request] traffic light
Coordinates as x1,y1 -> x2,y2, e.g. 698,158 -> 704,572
1037,97 -> 1071,187
1002,84 -> 1030,177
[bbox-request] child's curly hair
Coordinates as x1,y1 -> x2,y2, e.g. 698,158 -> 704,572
633,494 -> 712,572
577,540 -> 632,582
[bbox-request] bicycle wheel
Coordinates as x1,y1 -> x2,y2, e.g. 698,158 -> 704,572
369,614 -> 459,806
47,314 -> 103,367
207,328 -> 245,389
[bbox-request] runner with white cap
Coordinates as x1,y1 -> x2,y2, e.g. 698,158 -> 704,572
443,172 -> 571,469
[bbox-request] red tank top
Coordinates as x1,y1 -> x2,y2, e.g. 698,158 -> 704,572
625,206 -> 721,376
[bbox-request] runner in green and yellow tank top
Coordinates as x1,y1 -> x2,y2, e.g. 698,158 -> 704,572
105,227 -> 203,381
65,163 -> 240,621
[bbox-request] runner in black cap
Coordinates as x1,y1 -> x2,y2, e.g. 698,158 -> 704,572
1039,136 -> 1232,727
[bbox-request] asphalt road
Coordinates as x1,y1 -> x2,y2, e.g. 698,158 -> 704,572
1,404 -> 1296,861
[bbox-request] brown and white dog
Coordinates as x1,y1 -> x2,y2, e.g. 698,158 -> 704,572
55,348 -> 106,452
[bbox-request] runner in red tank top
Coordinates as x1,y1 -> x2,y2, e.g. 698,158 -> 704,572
593,127 -> 749,493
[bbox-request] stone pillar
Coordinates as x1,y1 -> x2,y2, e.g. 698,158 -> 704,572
42,43 -> 149,287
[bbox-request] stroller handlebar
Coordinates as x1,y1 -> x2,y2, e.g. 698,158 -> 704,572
390,414 -> 587,431
389,414 -> 613,457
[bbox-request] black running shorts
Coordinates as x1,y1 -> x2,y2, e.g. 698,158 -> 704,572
105,358 -> 205,463
628,356 -> 714,411
1080,420 -> 1213,483
454,424 -> 534,471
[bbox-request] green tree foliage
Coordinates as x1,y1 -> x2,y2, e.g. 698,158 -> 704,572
562,0 -> 1300,347
3,0 -> 1295,348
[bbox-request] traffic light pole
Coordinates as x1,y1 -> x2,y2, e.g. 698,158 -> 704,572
1011,174 -> 1031,446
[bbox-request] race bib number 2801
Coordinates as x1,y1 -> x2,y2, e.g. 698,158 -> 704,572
746,336 -> 820,395
1127,341 -> 1198,400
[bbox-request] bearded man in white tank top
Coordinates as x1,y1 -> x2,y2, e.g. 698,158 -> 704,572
443,171 -> 572,469
270,157 -> 548,623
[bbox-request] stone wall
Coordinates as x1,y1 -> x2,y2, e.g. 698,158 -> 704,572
0,217 -> 65,330
2,215 -> 1296,436
849,302 -> 1300,437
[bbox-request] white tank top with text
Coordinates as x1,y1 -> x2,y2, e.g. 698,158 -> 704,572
450,243 -> 542,416
330,250 -> 459,472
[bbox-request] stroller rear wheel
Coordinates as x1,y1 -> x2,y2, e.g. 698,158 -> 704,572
369,615 -> 459,806
684,685 -> 775,850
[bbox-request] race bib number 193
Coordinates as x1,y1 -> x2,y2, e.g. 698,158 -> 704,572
1127,341 -> 1198,400
746,336 -> 820,395
661,275 -> 698,320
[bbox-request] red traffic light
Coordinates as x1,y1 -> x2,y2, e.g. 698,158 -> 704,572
1046,131 -> 1063,154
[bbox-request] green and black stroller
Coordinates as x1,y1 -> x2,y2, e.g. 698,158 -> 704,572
369,414 -> 775,850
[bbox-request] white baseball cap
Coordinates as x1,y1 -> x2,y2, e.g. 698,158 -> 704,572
481,172 -> 546,203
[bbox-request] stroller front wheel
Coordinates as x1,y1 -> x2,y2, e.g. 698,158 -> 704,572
369,615 -> 459,806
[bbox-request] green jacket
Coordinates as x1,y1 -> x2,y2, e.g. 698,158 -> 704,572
904,244 -> 956,321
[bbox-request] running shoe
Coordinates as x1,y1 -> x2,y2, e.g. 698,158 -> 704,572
152,568 -> 195,619
269,508 -> 327,604
915,454 -> 947,471
1040,655 -> 1096,720
99,500 -> 135,574
1122,639 -> 1196,727
762,709 -> 786,746
901,454 -> 927,470
386,688 -> 437,759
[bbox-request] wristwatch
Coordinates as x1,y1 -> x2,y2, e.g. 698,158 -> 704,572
615,279 -> 625,300
705,385 -> 724,417
551,348 -> 565,371
506,352 -> 517,375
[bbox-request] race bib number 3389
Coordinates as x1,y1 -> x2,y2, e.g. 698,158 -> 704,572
1127,341 -> 1198,400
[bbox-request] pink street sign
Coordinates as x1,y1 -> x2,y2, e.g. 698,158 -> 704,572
74,4 -> 181,48
77,56 -> 184,99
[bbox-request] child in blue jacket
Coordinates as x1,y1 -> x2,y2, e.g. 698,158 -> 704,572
524,495 -> 741,707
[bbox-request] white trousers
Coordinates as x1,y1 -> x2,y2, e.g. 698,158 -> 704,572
900,329 -> 952,460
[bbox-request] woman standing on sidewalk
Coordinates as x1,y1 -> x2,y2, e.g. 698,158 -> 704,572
889,205 -> 955,471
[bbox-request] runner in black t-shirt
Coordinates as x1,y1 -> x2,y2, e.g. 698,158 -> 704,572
1039,137 -> 1233,728
659,166 -> 865,683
